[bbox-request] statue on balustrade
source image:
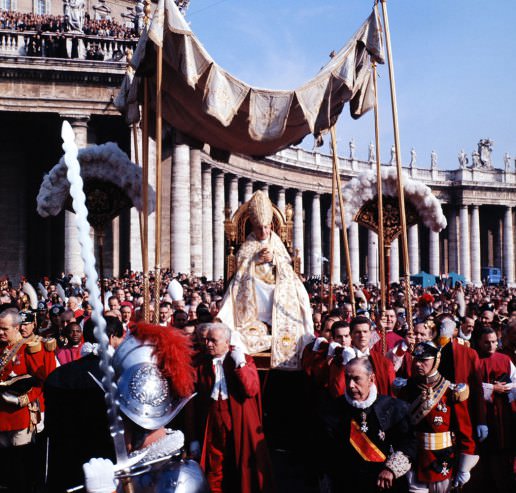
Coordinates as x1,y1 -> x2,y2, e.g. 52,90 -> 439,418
458,149 -> 468,169
431,149 -> 438,170
63,0 -> 85,33
503,152 -> 511,173
217,191 -> 314,371
478,138 -> 494,168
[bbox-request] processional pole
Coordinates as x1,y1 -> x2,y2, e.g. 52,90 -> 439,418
153,38 -> 164,324
141,0 -> 152,322
379,0 -> 414,339
328,153 -> 337,312
372,59 -> 387,355
330,126 -> 356,317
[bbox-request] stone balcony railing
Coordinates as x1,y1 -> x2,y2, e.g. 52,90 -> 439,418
0,29 -> 137,62
273,146 -> 515,186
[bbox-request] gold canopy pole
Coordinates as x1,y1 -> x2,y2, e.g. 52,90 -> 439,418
153,41 -> 163,324
372,61 -> 387,355
380,0 -> 414,339
141,0 -> 151,322
328,157 -> 337,312
330,126 -> 356,317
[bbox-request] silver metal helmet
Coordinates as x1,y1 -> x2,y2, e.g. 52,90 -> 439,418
112,334 -> 191,430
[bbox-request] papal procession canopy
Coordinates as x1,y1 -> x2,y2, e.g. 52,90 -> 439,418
115,0 -> 385,157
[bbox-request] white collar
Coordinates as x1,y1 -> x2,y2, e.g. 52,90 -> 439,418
344,383 -> 378,409
352,346 -> 370,357
458,329 -> 472,341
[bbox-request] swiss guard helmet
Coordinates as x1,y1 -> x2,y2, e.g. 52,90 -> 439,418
112,323 -> 195,430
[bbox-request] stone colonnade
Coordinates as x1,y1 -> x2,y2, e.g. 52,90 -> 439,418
62,135 -> 516,288
122,142 -> 515,287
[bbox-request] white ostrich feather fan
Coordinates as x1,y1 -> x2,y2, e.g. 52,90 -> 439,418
36,142 -> 156,218
327,168 -> 447,233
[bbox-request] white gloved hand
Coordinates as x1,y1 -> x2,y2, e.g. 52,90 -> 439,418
1,392 -> 19,406
476,424 -> 488,442
189,440 -> 201,459
327,341 -> 342,358
83,458 -> 116,493
341,347 -> 356,366
453,471 -> 471,487
312,337 -> 327,352
231,347 -> 246,368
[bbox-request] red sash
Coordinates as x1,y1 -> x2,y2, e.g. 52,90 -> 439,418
349,419 -> 386,462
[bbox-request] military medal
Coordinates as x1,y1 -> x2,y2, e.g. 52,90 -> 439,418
378,430 -> 385,441
441,462 -> 449,476
360,412 -> 368,433
433,416 -> 444,426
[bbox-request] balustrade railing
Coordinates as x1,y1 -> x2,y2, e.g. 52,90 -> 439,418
0,29 -> 137,62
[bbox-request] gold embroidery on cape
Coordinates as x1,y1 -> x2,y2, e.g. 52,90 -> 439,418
231,231 -> 307,369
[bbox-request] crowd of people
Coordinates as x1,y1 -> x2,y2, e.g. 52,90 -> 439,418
0,10 -> 137,39
1,9 -> 138,60
0,191 -> 515,493
0,268 -> 514,492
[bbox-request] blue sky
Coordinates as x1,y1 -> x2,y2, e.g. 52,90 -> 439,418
183,0 -> 515,170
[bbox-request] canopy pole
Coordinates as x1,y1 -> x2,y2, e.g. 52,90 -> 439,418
328,154 -> 337,312
380,0 -> 414,340
330,126 -> 356,317
140,0 -> 152,323
153,43 -> 163,324
141,79 -> 150,323
372,60 -> 387,355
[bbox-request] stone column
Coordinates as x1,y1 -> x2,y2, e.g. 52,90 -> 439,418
390,238 -> 400,284
261,184 -> 269,196
112,217 -> 120,278
242,180 -> 252,203
64,115 -> 89,276
201,165 -> 213,279
229,175 -> 239,215
429,230 -> 440,276
348,222 -> 360,284
213,171 -> 225,280
276,187 -> 286,215
367,230 -> 378,286
190,148 -> 202,276
331,225 -> 341,284
459,205 -> 471,283
447,207 -> 458,273
294,190 -> 304,273
170,143 -> 190,273
503,206 -> 515,286
310,193 -> 322,277
470,205 -> 481,286
408,224 -> 420,274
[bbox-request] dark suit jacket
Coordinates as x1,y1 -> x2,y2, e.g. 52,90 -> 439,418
44,354 -> 115,493
318,393 -> 416,493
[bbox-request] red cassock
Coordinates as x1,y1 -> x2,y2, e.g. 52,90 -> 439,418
440,340 -> 487,431
301,340 -> 330,390
195,354 -> 275,493
327,349 -> 395,398
0,339 -> 56,431
478,351 -> 515,450
372,331 -> 404,353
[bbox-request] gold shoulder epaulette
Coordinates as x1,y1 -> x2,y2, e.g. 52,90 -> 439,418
451,382 -> 469,402
25,335 -> 42,354
43,338 -> 57,352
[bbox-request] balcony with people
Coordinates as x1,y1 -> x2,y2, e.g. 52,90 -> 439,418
0,9 -> 138,62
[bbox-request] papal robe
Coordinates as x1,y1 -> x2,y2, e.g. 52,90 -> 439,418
218,231 -> 313,370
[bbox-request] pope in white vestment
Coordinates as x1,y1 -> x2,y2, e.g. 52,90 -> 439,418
217,191 -> 314,370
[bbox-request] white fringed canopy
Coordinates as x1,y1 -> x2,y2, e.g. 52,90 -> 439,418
115,0 -> 385,157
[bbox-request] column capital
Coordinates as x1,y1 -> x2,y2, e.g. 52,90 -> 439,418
60,114 -> 90,126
